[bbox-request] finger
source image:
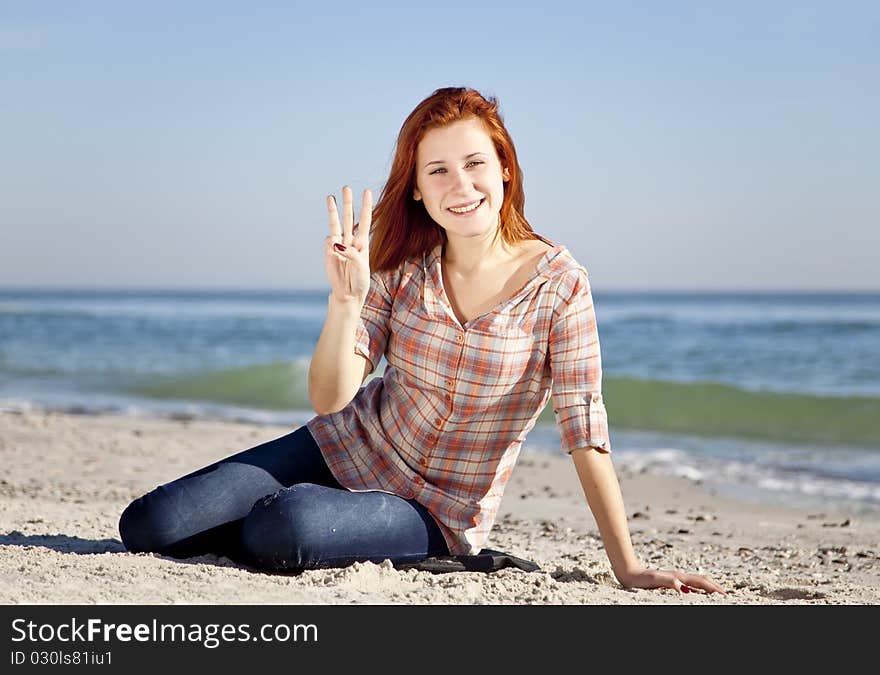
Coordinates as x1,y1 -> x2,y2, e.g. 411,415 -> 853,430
328,239 -> 355,267
679,574 -> 727,595
327,194 -> 342,239
332,241 -> 358,257
342,185 -> 353,243
656,570 -> 690,595
356,189 -> 372,248
686,576 -> 728,596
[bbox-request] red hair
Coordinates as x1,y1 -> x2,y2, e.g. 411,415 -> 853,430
368,87 -> 554,273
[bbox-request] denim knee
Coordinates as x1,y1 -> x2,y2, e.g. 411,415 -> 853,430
239,483 -> 332,571
118,488 -> 179,554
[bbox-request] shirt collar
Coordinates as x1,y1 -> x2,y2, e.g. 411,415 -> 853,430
422,241 -> 571,282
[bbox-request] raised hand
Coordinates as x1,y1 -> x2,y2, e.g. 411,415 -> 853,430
324,185 -> 372,304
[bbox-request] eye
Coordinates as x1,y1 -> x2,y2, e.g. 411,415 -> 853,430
429,160 -> 484,175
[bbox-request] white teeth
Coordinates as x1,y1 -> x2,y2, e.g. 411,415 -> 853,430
449,199 -> 482,214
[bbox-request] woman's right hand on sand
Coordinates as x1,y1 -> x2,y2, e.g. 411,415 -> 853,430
325,186 -> 371,304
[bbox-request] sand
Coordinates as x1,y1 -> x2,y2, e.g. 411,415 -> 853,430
1,410 -> 877,604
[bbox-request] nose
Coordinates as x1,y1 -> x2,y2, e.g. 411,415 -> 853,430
452,169 -> 473,187
449,166 -> 473,192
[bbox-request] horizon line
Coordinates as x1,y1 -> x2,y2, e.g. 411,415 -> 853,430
1,285 -> 879,295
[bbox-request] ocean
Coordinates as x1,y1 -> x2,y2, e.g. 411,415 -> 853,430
1,288 -> 878,514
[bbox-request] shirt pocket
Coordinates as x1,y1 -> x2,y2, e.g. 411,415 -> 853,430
388,301 -> 443,392
471,312 -> 540,396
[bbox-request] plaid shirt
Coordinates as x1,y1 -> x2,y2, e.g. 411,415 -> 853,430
305,242 -> 610,555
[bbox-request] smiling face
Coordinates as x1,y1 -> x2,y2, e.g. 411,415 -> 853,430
413,117 -> 511,240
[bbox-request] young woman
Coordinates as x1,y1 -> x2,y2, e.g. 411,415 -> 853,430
120,87 -> 725,595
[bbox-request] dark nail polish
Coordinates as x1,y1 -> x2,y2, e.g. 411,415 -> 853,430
681,585 -> 691,593
333,243 -> 346,252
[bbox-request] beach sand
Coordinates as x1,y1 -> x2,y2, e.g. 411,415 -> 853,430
1,410 -> 877,604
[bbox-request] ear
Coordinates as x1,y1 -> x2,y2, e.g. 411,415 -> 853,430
502,166 -> 510,182
413,187 -> 422,201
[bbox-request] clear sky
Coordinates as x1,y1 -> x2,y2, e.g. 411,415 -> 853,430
1,1 -> 877,291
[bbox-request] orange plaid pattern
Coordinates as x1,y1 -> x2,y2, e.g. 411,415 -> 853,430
306,242 -> 610,555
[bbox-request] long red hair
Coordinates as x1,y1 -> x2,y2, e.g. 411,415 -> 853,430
368,87 -> 554,273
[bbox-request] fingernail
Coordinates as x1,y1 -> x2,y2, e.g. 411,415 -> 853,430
333,243 -> 346,252
681,585 -> 691,593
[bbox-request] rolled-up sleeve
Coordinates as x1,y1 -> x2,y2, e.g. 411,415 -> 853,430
354,270 -> 394,375
548,268 -> 611,455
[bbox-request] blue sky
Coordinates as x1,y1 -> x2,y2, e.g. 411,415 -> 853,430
1,1 -> 877,290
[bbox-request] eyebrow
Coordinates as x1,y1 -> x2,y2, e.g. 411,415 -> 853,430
424,152 -> 487,168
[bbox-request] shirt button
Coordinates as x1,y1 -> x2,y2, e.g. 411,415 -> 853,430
446,380 -> 453,387
456,334 -> 463,342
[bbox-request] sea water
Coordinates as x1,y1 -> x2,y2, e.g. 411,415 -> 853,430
1,288 -> 878,513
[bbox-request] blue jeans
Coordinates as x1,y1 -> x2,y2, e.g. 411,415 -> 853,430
118,424 -> 449,572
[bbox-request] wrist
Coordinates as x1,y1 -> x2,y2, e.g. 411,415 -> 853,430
327,293 -> 366,312
613,562 -> 646,586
